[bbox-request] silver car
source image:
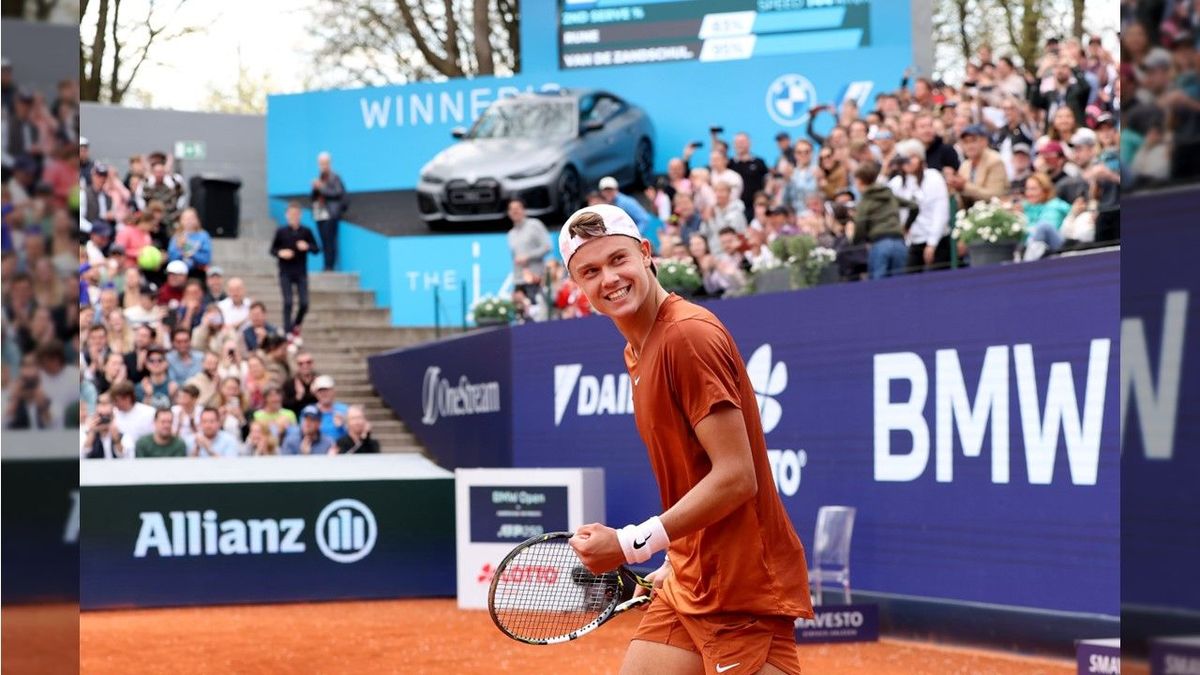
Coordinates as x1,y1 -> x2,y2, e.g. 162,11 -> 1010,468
416,89 -> 655,224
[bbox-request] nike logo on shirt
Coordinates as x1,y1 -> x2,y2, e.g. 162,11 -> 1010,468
634,376 -> 641,386
715,663 -> 741,673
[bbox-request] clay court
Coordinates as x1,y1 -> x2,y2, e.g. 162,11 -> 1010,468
73,599 -> 1082,674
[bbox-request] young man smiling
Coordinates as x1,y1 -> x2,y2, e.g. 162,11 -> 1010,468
563,204 -> 813,675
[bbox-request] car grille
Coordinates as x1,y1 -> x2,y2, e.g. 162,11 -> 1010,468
444,179 -> 503,216
518,187 -> 552,211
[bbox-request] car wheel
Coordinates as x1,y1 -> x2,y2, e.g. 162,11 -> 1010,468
557,166 -> 582,219
633,138 -> 654,189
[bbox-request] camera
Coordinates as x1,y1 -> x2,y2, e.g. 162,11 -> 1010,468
98,414 -> 112,425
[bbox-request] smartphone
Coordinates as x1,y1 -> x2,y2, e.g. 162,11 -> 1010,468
690,140 -> 704,148
710,126 -> 724,134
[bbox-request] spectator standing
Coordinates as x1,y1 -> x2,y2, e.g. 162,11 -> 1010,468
707,150 -> 744,203
189,407 -> 241,458
269,201 -> 319,337
135,407 -> 187,458
889,139 -> 950,272
597,177 -> 651,232
853,161 -> 920,279
703,181 -> 747,252
311,152 -> 348,272
280,405 -> 334,455
948,124 -> 1010,209
914,113 -> 961,173
729,132 -> 771,222
334,405 -> 380,454
135,152 -> 187,228
506,199 -> 551,278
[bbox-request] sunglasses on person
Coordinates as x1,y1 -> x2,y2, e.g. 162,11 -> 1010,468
148,357 -> 166,364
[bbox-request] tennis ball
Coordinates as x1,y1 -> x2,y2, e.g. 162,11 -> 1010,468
137,246 -> 164,271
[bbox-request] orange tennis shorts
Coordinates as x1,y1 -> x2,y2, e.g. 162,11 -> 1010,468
632,598 -> 802,674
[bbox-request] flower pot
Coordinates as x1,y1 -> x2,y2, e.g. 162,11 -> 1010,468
754,267 -> 792,293
967,241 -> 1018,267
816,264 -> 840,285
475,316 -> 511,327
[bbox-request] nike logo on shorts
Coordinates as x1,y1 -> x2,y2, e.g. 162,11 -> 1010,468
715,663 -> 740,673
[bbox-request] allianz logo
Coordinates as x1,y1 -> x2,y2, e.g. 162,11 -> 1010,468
554,344 -> 786,428
133,498 -> 377,564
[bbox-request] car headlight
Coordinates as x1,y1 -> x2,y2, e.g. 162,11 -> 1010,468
506,162 -> 557,180
421,171 -> 446,184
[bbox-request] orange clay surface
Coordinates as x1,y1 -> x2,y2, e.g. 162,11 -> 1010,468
3,603 -> 80,674
78,598 -> 1080,674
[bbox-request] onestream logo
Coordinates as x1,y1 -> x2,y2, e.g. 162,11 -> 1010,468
421,365 -> 502,426
133,498 -> 377,564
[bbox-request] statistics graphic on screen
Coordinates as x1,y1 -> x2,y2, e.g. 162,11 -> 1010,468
558,0 -> 872,69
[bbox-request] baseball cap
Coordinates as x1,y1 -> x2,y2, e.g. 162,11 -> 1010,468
1040,140 -> 1066,157
598,176 -> 619,191
90,221 -> 113,238
1070,128 -> 1098,147
79,136 -> 89,146
93,163 -> 109,176
1011,142 -> 1032,156
1094,113 -> 1115,128
1142,47 -> 1173,71
207,266 -> 224,277
300,405 -> 321,420
873,129 -> 895,141
960,124 -> 988,138
165,260 -> 188,275
558,204 -> 642,267
313,375 -> 335,391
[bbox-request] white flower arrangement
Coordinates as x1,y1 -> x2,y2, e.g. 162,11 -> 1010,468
951,197 -> 1027,245
469,294 -> 515,323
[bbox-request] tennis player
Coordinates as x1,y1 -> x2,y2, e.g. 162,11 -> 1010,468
564,204 -> 814,675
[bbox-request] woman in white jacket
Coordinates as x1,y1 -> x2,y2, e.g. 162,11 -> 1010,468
888,139 -> 950,272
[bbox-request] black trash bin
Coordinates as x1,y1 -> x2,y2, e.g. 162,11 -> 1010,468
189,175 -> 242,238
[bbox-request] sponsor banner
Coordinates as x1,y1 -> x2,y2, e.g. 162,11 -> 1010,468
1076,638 -> 1120,674
1121,190 -> 1200,617
454,468 -> 604,609
1151,636 -> 1200,675
368,331 -> 512,469
469,486 -> 569,543
80,479 -> 455,609
794,604 -> 879,644
266,2 -> 911,195
1,434 -> 80,603
371,253 -> 1118,615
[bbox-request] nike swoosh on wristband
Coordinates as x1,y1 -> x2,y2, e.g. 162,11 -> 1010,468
715,663 -> 741,673
633,534 -> 651,549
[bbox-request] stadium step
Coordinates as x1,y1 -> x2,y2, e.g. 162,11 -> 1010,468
211,237 -> 440,457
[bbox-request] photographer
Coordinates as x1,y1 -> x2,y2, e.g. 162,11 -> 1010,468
81,397 -> 127,459
5,353 -> 52,429
888,140 -> 950,272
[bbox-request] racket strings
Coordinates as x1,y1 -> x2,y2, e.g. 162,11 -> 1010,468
491,539 -> 620,641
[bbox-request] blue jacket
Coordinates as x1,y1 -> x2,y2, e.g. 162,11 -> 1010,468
168,230 -> 213,269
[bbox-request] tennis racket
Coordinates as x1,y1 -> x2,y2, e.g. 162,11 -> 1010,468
488,531 -> 653,645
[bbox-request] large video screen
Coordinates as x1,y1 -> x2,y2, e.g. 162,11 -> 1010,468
559,0 -> 872,69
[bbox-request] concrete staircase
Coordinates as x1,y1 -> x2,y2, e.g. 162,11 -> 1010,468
211,239 -> 447,455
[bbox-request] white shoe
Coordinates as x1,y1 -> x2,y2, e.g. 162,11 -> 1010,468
1023,241 -> 1047,261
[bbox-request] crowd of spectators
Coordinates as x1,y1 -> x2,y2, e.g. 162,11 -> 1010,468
1,61 -> 377,457
505,31 -> 1124,322
1120,0 -> 1200,186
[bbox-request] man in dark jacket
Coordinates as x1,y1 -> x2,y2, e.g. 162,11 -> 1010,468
852,161 -> 919,280
1030,58 -> 1092,133
311,152 -> 347,272
269,201 -> 321,336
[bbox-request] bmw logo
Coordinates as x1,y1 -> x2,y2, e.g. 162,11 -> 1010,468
765,74 -> 818,128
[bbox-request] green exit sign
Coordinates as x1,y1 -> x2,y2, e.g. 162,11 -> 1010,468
174,141 -> 206,160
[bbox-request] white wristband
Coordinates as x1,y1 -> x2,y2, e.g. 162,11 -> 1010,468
616,515 -> 669,564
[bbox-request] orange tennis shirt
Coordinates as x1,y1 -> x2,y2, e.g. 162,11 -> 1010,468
624,294 -> 814,619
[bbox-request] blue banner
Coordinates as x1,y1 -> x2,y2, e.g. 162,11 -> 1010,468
369,331 -> 513,469
266,1 -> 911,196
370,253 -> 1120,617
1121,189 -> 1200,617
